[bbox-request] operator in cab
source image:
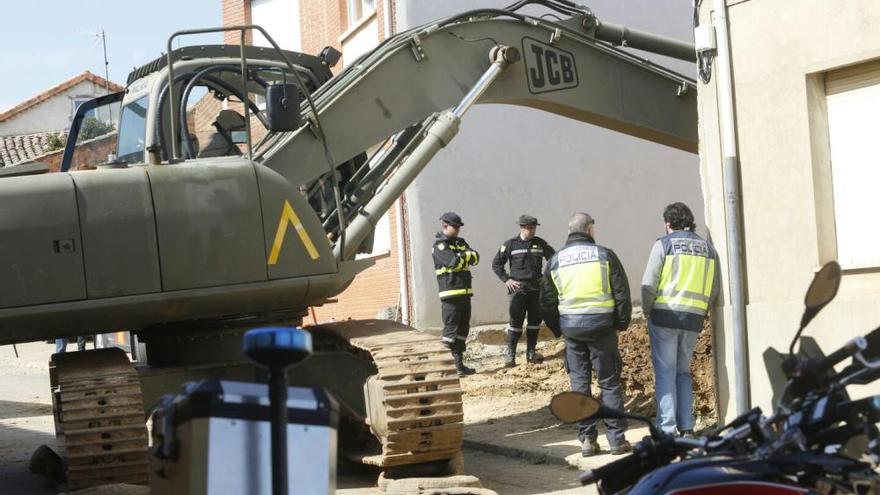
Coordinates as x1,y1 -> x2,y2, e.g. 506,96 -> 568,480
492,214 -> 555,367
433,212 -> 480,377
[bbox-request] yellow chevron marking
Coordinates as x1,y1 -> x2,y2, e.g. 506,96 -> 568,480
268,200 -> 320,264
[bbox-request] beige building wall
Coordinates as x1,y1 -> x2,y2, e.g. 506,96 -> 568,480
698,0 -> 880,421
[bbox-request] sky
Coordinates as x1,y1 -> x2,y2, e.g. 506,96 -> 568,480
0,0 -> 223,112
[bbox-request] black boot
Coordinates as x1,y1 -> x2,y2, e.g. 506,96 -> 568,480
452,350 -> 476,377
453,352 -> 476,376
526,327 -> 543,363
504,329 -> 521,368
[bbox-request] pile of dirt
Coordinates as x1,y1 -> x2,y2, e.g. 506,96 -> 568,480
619,320 -> 716,421
462,319 -> 716,426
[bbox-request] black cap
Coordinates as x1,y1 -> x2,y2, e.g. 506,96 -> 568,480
517,214 -> 539,226
440,212 -> 464,227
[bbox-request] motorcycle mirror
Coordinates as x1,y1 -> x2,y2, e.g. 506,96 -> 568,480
789,261 -> 842,356
549,391 -> 601,423
804,261 -> 842,310
550,392 -> 662,438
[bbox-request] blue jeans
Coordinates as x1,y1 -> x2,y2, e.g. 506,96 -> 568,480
648,322 -> 700,434
54,336 -> 87,354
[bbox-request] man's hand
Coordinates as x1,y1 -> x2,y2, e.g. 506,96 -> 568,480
505,279 -> 522,291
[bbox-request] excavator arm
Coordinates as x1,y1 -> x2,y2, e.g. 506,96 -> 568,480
258,8 -> 696,262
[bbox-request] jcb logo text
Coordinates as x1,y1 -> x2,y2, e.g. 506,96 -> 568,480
522,37 -> 579,94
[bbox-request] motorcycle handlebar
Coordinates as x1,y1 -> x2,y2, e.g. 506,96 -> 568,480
817,337 -> 867,374
580,451 -> 647,486
579,436 -> 690,487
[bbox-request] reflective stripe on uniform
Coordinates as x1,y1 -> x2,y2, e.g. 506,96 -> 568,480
439,288 -> 474,298
525,325 -> 541,330
441,336 -> 455,343
510,249 -> 528,255
653,301 -> 708,315
436,266 -> 470,275
559,306 -> 614,315
507,327 -> 523,333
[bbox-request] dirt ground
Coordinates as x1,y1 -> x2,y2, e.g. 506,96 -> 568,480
463,318 -> 717,427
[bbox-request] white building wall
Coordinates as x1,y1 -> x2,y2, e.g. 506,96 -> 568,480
396,0 -> 704,330
0,80 -> 114,136
252,0 -> 301,51
697,0 -> 880,422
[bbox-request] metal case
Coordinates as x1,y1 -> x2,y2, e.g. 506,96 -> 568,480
150,380 -> 338,494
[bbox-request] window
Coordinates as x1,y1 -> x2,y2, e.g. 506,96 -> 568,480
71,98 -> 89,118
825,61 -> 880,268
347,0 -> 376,27
252,0 -> 301,51
117,96 -> 149,164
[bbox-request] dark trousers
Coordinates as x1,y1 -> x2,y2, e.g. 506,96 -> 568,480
564,332 -> 628,445
441,297 -> 471,352
508,286 -> 542,330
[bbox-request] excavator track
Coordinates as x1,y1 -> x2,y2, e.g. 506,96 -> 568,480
319,320 -> 464,467
50,348 -> 150,489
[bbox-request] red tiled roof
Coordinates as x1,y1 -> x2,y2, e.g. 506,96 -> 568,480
0,71 -> 124,122
0,132 -> 66,168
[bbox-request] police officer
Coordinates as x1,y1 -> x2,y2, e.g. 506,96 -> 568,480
433,212 -> 480,377
492,214 -> 555,367
541,212 -> 632,456
641,202 -> 719,436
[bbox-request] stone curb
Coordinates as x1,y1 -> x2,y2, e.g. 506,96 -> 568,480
462,439 -> 571,467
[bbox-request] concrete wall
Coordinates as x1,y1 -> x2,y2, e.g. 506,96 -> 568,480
397,0 -> 705,330
697,0 -> 880,421
0,81 -> 113,136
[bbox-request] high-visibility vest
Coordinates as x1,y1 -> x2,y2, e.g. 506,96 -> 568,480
549,242 -> 614,331
652,231 -> 716,330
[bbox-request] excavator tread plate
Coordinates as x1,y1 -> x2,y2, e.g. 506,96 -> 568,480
383,403 -> 464,416
316,320 -> 463,468
386,412 -> 464,427
52,348 -> 149,490
381,377 -> 461,390
59,385 -> 142,402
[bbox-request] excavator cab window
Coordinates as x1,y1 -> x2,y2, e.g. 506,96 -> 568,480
117,96 -> 149,165
60,92 -> 123,172
156,64 -> 306,162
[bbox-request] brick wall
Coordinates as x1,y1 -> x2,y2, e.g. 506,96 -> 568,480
298,0 -> 346,57
312,205 -> 403,323
222,0 -> 253,44
38,133 -> 117,172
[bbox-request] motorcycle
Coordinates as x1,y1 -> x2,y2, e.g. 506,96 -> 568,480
550,261 -> 880,494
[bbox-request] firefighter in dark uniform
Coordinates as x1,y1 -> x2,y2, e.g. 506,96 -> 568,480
433,212 -> 480,377
492,214 -> 555,367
